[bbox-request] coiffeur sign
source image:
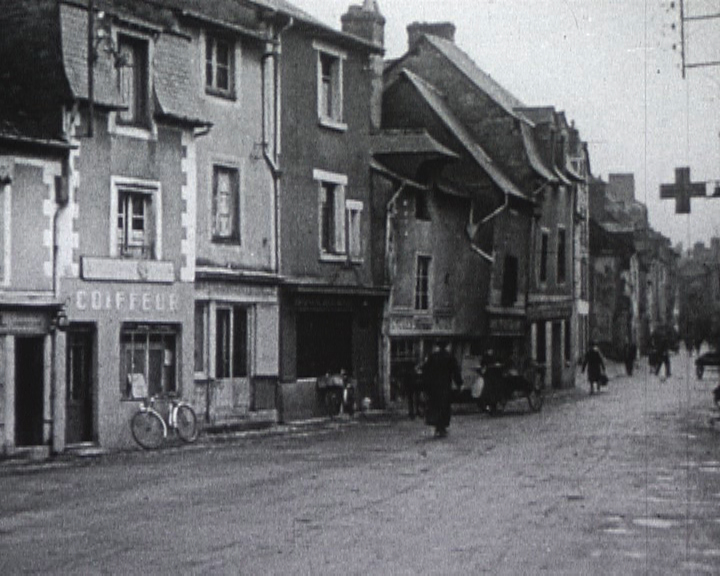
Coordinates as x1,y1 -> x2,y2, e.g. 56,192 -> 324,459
74,289 -> 180,313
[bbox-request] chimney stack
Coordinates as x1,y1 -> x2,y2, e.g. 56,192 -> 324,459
341,0 -> 385,48
407,22 -> 456,51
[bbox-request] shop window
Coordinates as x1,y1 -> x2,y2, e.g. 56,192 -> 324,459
536,321 -> 547,364
314,41 -> 346,130
564,319 -> 571,361
557,227 -> 567,284
117,34 -> 149,127
205,35 -> 234,97
501,255 -> 518,307
212,165 -> 240,242
216,307 -> 248,379
415,255 -> 431,311
120,324 -> 178,399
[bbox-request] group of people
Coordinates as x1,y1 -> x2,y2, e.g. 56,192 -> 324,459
404,335 -> 675,438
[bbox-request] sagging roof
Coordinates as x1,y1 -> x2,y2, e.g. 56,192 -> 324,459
421,34 -> 526,122
371,129 -> 459,160
400,69 -> 527,203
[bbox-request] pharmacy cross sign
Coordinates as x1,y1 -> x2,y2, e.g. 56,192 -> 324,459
660,167 -> 707,214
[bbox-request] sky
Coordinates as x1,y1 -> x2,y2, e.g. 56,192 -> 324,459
290,0 -> 720,251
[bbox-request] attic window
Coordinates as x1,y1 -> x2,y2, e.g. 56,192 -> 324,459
206,35 -> 235,98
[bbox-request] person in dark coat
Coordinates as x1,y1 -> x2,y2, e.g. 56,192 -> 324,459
582,342 -> 606,395
625,342 -> 637,376
422,340 -> 462,437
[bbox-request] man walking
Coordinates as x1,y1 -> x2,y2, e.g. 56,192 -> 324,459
582,342 -> 606,395
422,339 -> 462,437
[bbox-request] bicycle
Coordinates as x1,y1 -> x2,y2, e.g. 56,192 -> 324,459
131,396 -> 199,449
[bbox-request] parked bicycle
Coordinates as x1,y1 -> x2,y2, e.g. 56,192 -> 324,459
131,396 -> 199,449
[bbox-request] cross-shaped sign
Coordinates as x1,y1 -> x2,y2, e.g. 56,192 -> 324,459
660,167 -> 707,214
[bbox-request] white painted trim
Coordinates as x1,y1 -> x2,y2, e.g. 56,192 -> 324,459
181,132 -> 197,282
313,169 -> 347,186
311,40 -> 347,60
2,182 -> 10,287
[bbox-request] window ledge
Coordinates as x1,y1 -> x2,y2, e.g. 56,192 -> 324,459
319,253 -> 348,263
110,121 -> 156,142
204,87 -> 237,102
82,256 -> 175,284
318,117 -> 348,133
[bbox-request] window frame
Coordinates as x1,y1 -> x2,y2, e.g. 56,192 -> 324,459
415,254 -> 432,312
501,254 -> 519,307
110,177 -> 162,260
557,226 -> 567,285
539,228 -> 549,284
313,40 -> 347,132
194,302 -> 209,378
211,164 -> 241,243
314,169 -> 348,261
214,305 -> 249,380
205,33 -> 236,99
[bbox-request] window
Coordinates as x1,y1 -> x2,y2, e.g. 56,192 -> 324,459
539,230 -> 549,283
216,307 -> 248,379
117,35 -> 149,126
206,35 -> 234,96
564,319 -> 571,361
120,325 -> 178,399
346,200 -> 363,261
315,169 -> 347,258
415,255 -> 431,311
111,177 -> 161,260
557,228 -> 567,284
536,322 -> 546,363
212,165 -> 240,242
501,255 -> 519,307
415,190 -> 430,221
314,42 -> 345,128
194,303 -> 208,376
117,190 -> 153,259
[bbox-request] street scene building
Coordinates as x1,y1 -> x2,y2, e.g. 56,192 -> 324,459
0,0 -> 681,455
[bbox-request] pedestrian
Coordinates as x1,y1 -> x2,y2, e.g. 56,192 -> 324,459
651,331 -> 671,378
624,342 -> 637,376
581,342 -> 606,395
421,339 -> 462,437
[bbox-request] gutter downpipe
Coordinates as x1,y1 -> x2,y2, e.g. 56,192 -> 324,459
262,16 -> 294,275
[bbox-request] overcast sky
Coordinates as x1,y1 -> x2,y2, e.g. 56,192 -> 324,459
290,0 -> 720,250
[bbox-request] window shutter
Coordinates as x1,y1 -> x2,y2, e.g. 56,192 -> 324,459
334,185 -> 346,253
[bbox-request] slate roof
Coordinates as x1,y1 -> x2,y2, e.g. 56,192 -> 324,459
400,69 -> 527,203
422,35 -> 526,120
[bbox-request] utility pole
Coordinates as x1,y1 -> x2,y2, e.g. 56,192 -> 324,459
679,0 -> 720,78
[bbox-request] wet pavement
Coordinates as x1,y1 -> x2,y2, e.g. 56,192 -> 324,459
1,351 -> 719,574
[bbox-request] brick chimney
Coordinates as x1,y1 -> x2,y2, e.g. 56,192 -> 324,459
341,0 -> 385,48
407,22 -> 456,51
341,1 -> 385,131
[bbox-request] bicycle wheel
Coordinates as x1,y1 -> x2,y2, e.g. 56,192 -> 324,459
175,404 -> 198,443
131,410 -> 164,450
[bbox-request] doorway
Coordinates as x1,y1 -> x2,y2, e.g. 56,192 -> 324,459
552,322 -> 563,388
15,336 -> 45,446
66,327 -> 94,444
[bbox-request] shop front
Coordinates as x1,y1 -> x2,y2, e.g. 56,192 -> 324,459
60,279 -> 194,450
0,301 -> 63,455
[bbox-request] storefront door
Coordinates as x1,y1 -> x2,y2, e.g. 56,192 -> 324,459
66,328 -> 94,444
15,336 -> 44,446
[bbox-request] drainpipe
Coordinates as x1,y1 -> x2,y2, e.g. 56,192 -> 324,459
261,16 -> 293,275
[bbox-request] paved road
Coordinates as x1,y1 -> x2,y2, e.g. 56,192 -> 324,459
1,352 -> 719,575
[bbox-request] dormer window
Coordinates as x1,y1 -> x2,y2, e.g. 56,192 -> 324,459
117,35 -> 149,127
